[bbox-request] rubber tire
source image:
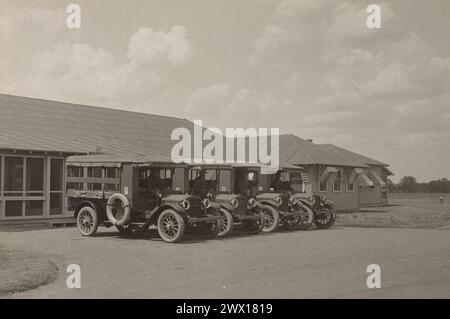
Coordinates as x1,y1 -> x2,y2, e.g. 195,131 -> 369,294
244,211 -> 264,235
283,213 -> 301,231
199,210 -> 224,239
157,209 -> 186,243
218,208 -> 234,237
77,206 -> 99,237
262,205 -> 280,233
297,205 -> 315,230
314,209 -> 336,229
106,193 -> 131,227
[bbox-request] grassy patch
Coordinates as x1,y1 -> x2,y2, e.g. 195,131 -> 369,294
336,194 -> 450,229
0,245 -> 58,297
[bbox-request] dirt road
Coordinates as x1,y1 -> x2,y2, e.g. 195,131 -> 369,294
1,226 -> 449,298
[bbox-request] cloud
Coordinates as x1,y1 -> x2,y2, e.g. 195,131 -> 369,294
22,25 -> 193,107
127,26 -> 192,67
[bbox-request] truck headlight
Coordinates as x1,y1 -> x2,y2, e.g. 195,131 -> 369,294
231,198 -> 239,209
275,196 -> 282,206
289,196 -> 295,204
202,198 -> 211,209
248,198 -> 257,208
181,199 -> 190,211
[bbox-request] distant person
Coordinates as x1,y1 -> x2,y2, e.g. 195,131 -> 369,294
237,172 -> 251,197
192,171 -> 206,197
147,173 -> 163,194
270,171 -> 283,191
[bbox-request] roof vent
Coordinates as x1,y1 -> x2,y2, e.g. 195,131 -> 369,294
89,146 -> 105,155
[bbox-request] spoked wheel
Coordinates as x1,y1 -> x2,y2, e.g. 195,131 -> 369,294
296,205 -> 315,230
199,211 -> 224,239
245,211 -> 264,235
77,206 -> 99,236
117,224 -> 133,236
283,213 -> 301,231
314,209 -> 336,229
157,209 -> 185,243
218,208 -> 234,237
261,205 -> 280,233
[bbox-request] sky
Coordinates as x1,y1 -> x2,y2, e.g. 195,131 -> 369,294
0,0 -> 449,182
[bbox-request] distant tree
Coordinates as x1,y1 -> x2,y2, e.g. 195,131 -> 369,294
398,176 -> 418,193
387,178 -> 397,192
389,177 -> 450,193
429,178 -> 450,193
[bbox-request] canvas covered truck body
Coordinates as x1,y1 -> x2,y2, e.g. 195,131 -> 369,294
188,163 -> 264,236
66,155 -> 223,243
230,163 -> 313,232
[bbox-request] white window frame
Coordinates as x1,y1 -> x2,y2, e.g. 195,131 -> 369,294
346,181 -> 355,192
1,153 -> 47,219
318,166 -> 328,192
48,156 -> 65,216
332,179 -> 342,192
332,169 -> 342,193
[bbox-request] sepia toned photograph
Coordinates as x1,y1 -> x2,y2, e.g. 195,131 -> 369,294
0,0 -> 449,304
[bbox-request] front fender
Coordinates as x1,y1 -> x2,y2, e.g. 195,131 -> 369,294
157,203 -> 188,218
74,200 -> 105,218
146,203 -> 188,226
217,202 -> 234,213
257,199 -> 278,209
297,199 -> 315,211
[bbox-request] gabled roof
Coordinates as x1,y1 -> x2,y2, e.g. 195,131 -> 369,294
0,94 -> 391,172
317,143 -> 389,167
0,94 -> 193,156
279,134 -> 370,168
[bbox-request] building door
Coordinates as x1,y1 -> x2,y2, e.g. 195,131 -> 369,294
49,158 -> 64,216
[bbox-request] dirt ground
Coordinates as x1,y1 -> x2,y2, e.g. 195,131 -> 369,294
0,225 -> 449,299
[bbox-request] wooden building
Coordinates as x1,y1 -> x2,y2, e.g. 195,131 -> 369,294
0,94 -> 194,225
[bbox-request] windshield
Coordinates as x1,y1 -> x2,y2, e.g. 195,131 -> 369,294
138,167 -> 173,193
189,168 -> 221,196
269,171 -> 302,192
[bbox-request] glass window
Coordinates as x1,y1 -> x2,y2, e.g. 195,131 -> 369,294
5,201 -> 23,217
189,168 -> 201,181
5,157 -> 24,192
346,182 -> 354,192
105,167 -> 117,178
88,167 -> 102,178
68,166 -> 84,177
280,172 -> 290,182
0,156 -> 2,193
50,193 -> 62,215
26,158 -> 44,192
104,183 -> 119,192
204,169 -> 217,181
50,159 -> 63,191
159,169 -> 171,179
25,201 -> 44,216
333,180 -> 341,192
319,181 -> 327,192
333,170 -> 342,192
67,182 -> 83,190
87,183 -> 102,191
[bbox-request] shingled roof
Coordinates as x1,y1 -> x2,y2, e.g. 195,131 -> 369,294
0,94 -> 193,156
0,94 -> 390,172
279,134 -> 372,168
317,144 -> 388,166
